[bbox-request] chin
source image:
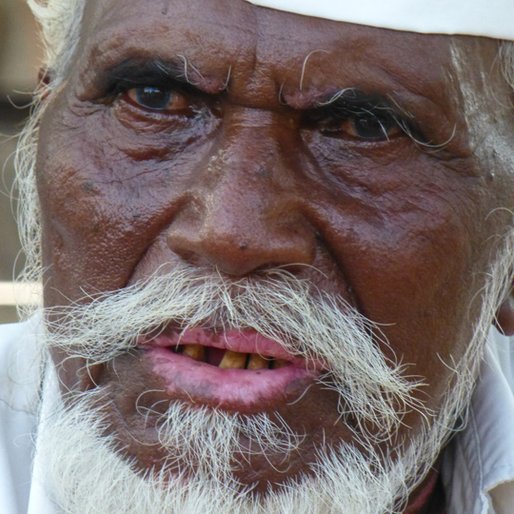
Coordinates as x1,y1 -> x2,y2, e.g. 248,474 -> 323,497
37,365 -> 464,514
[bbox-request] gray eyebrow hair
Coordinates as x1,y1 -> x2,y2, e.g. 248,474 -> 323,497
86,55 -> 231,101
299,49 -> 330,92
101,58 -> 197,91
169,55 -> 204,87
316,87 -> 364,107
159,56 -> 231,92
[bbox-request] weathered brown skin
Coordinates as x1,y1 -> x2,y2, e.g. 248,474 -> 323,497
35,0 -> 514,511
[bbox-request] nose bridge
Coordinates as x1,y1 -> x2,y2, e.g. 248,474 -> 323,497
166,108 -> 315,275
204,110 -> 287,216
218,107 -> 291,171
205,149 -> 272,229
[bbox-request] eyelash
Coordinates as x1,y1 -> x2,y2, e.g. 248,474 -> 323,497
303,102 -> 405,142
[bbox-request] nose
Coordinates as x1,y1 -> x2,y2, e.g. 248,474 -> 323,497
166,115 -> 315,276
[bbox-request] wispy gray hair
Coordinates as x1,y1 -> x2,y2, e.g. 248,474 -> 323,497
27,0 -> 86,85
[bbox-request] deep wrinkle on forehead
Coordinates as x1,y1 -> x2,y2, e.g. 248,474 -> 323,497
71,0 -> 475,153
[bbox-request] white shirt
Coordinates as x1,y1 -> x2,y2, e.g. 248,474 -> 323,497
0,317 -> 513,513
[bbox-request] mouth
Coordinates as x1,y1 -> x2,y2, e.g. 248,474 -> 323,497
139,328 -> 323,412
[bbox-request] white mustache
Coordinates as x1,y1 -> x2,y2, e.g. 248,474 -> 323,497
43,264 -> 423,436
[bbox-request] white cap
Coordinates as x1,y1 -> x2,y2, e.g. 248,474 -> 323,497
244,0 -> 514,40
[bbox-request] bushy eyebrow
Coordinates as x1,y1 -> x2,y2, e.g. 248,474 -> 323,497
307,87 -> 434,146
304,88 -> 407,126
315,88 -> 398,113
96,57 -> 219,97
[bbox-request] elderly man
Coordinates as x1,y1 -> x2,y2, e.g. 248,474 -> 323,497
0,0 -> 513,512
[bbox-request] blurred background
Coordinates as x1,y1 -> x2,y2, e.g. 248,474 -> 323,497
0,0 -> 42,322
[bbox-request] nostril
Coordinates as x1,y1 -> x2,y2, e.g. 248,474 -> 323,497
166,242 -> 202,267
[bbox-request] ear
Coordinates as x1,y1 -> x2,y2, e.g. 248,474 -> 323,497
494,282 -> 514,336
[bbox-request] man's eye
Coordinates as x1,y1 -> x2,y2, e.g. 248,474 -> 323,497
319,111 -> 401,141
125,86 -> 189,112
343,114 -> 400,140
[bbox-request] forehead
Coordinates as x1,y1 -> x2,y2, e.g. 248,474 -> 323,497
82,0 -> 454,58
78,0 -> 461,108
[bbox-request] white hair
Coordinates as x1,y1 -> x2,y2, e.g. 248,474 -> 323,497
27,0 -> 86,84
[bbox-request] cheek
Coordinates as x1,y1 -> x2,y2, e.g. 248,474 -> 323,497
308,165 -> 493,393
36,110 -> 209,300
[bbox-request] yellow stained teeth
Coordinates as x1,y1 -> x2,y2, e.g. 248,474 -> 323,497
219,350 -> 247,369
182,344 -> 205,362
247,354 -> 269,370
273,359 -> 289,369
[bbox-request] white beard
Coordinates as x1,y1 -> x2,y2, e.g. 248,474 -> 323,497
35,264 -> 496,513
36,390 -> 439,514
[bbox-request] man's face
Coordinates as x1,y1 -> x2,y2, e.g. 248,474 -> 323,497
35,0 -> 514,509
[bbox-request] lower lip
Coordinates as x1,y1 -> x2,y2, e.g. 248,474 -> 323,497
143,347 -> 318,412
